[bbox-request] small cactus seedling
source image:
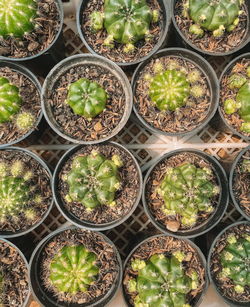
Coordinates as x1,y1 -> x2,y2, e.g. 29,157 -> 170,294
127,252 -> 199,306
49,245 -> 99,294
66,78 -> 107,120
64,150 -> 122,210
242,159 -> 250,172
90,0 -> 159,53
157,163 -> 219,227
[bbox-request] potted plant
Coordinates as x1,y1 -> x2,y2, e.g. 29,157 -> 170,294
143,149 -> 228,238
0,146 -> 53,237
132,48 -> 219,137
172,0 -> 250,56
208,221 -> 250,306
0,238 -> 30,307
29,225 -> 122,306
77,0 -> 171,66
52,141 -> 142,231
42,54 -> 133,144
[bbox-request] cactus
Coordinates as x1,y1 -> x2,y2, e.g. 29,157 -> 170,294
49,245 -> 99,294
15,112 -> 35,130
127,252 -> 199,307
0,0 -> 37,38
157,163 -> 219,227
242,159 -> 250,172
219,234 -> 250,294
64,150 -> 122,210
187,0 -> 243,38
90,0 -> 159,53
66,78 -> 107,121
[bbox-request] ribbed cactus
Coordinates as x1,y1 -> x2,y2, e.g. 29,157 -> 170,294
49,245 -> 99,294
66,78 -> 107,120
157,163 -> 219,227
127,252 -> 199,307
64,150 -> 122,210
0,0 -> 37,38
90,0 -> 159,53
219,234 -> 250,294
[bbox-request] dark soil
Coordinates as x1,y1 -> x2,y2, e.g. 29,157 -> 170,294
0,240 -> 29,307
58,143 -> 140,225
0,0 -> 61,59
123,235 -> 206,306
210,223 -> 250,302
174,0 -> 248,54
41,228 -> 120,304
81,0 -> 163,64
145,152 -> 220,232
134,56 -> 211,133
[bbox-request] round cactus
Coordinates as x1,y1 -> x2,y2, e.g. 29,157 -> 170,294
157,163 -> 219,227
242,159 -> 250,172
66,78 -> 107,120
0,0 -> 37,38
49,245 -> 99,294
64,150 -> 122,210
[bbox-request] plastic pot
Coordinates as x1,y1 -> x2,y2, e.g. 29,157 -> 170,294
143,148 -> 229,238
132,47 -> 219,138
172,0 -> 250,57
42,54 -> 133,144
208,221 -> 250,307
29,225 -> 123,307
76,0 -> 171,67
0,146 -> 53,238
52,141 -> 143,231
122,233 -> 208,307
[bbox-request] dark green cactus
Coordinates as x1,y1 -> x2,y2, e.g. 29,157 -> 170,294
0,0 -> 37,38
64,150 -> 122,210
127,251 -> 199,307
157,163 -> 219,227
66,78 -> 107,120
49,245 -> 99,294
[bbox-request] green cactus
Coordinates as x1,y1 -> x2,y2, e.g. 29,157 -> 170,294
66,78 -> 107,120
49,245 -> 99,294
219,234 -> 250,294
90,0 -> 159,53
0,0 -> 37,38
64,150 -> 122,210
242,159 -> 250,172
187,0 -> 243,38
157,163 -> 219,227
127,252 -> 199,307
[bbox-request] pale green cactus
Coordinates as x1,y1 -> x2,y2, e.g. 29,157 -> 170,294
49,245 -> 99,294
242,159 -> 250,172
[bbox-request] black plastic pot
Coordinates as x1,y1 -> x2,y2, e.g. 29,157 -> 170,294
42,54 -> 133,144
172,0 -> 250,57
132,47 -> 219,137
122,233 -> 208,307
52,141 -> 143,231
29,225 -> 122,307
76,0 -> 171,68
208,221 -> 250,307
143,148 -> 229,238
0,146 -> 53,238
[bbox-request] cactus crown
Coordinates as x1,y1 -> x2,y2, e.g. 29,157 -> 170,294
0,0 -> 37,38
157,163 -> 219,227
64,150 -> 122,210
66,78 -> 107,121
49,245 -> 99,294
128,252 -> 199,307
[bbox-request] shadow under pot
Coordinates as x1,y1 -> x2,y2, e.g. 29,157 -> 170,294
0,238 -> 30,307
143,148 -> 229,238
42,54 -> 132,144
0,146 -> 53,238
123,233 -> 208,307
172,0 -> 250,56
208,221 -> 250,306
53,141 -> 142,231
29,226 -> 122,307
132,47 -> 219,137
